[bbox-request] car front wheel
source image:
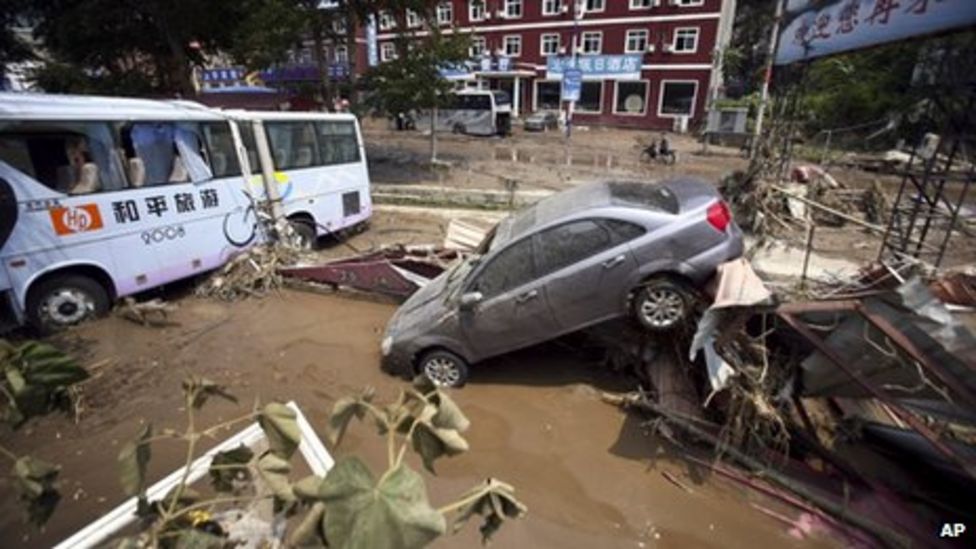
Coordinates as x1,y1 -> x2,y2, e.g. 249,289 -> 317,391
419,350 -> 469,388
633,278 -> 690,331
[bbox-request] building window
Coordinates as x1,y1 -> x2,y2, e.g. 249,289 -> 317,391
380,42 -> 397,62
585,0 -> 605,12
659,81 -> 697,117
672,28 -> 699,53
535,81 -> 562,110
378,11 -> 394,31
630,0 -> 653,7
542,0 -> 561,16
614,81 -> 648,115
469,1 -> 485,21
577,81 -> 602,113
334,45 -> 348,63
505,0 -> 523,18
675,0 -> 704,6
333,19 -> 347,34
625,30 -> 648,53
470,36 -> 487,57
581,31 -> 602,54
437,3 -> 453,25
504,35 -> 522,57
540,33 -> 560,56
406,9 -> 422,28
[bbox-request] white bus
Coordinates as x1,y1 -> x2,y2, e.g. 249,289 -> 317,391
0,93 -> 371,332
416,89 -> 512,137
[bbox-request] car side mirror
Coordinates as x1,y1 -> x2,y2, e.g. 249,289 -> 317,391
459,291 -> 483,310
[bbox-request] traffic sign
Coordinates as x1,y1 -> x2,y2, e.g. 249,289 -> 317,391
562,68 -> 582,102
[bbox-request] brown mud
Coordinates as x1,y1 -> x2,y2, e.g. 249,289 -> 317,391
1,290 -> 833,548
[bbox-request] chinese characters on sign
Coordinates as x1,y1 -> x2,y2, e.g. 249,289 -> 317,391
776,0 -> 971,65
109,188 -> 220,225
546,55 -> 643,81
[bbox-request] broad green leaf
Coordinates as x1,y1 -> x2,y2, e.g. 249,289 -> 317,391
257,451 -> 295,504
208,444 -> 253,492
182,376 -> 237,409
320,457 -> 445,549
450,478 -> 527,544
286,501 -> 327,547
293,474 -> 326,501
118,423 -> 152,497
327,387 -> 376,446
5,367 -> 26,395
431,391 -> 469,433
411,422 -> 469,474
11,455 -> 61,526
259,402 -> 300,459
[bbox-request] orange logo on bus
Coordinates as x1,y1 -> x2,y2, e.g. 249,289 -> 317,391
49,204 -> 104,236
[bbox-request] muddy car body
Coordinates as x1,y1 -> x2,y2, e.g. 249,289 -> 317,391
381,178 -> 744,386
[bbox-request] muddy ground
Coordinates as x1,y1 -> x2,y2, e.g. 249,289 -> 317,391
1,291 -> 832,548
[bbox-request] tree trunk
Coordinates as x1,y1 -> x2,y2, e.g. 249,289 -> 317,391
310,14 -> 332,111
345,11 -> 358,108
430,106 -> 438,163
143,1 -> 195,96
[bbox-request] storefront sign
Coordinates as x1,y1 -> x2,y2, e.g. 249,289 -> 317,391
366,15 -> 378,67
776,0 -> 976,65
562,69 -> 582,102
546,55 -> 643,81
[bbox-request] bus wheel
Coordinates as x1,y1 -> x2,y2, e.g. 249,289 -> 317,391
27,275 -> 109,334
288,219 -> 317,251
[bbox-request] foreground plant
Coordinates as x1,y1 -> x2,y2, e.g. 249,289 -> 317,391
113,375 -> 525,548
0,339 -> 88,525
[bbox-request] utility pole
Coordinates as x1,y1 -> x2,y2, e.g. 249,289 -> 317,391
565,0 -> 583,140
750,0 -> 785,160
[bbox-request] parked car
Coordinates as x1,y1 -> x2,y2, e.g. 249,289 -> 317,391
380,178 -> 744,387
523,110 -> 559,132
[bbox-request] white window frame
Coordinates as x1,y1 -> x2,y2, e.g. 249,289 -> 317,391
332,19 -> 347,34
580,31 -> 602,55
674,0 -> 704,6
469,1 -> 485,21
533,80 -> 563,111
503,35 -> 522,57
576,80 -> 603,113
672,27 -> 699,54
612,80 -> 649,116
436,3 -> 453,25
629,0 -> 653,8
380,42 -> 397,62
470,36 -> 487,57
334,45 -> 348,63
540,33 -> 560,56
378,11 -> 395,31
542,0 -> 561,16
505,0 -> 523,18
657,79 -> 699,118
585,0 -> 605,13
625,29 -> 649,54
406,9 -> 422,28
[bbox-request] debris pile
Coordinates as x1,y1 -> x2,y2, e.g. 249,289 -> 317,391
195,245 -> 301,301
603,258 -> 976,546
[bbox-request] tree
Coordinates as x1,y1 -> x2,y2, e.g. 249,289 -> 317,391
722,0 -> 778,98
0,0 -> 33,68
360,26 -> 470,162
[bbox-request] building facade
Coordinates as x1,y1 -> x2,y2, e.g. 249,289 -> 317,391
369,0 -> 736,130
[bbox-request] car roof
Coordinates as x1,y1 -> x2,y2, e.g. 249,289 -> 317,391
494,180 -> 682,245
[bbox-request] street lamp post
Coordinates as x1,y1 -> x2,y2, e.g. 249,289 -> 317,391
565,0 -> 583,140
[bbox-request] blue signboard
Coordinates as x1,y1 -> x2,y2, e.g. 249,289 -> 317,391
776,0 -> 976,65
366,15 -> 378,67
328,63 -> 349,80
546,55 -> 643,81
562,69 -> 582,102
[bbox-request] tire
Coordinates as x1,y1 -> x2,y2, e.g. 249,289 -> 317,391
288,219 -> 317,251
640,149 -> 654,163
27,274 -> 110,334
452,123 -> 465,135
418,349 -> 469,388
633,277 -> 691,332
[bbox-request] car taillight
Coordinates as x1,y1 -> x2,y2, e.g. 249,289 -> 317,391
706,201 -> 731,232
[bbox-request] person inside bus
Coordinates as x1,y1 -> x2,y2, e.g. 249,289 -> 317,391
59,136 -> 101,195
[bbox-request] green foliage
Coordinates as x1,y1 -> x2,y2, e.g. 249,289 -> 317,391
10,455 -> 61,526
451,478 -> 528,544
320,458 -> 446,549
259,402 -> 302,459
1,339 -> 88,427
118,423 -> 153,498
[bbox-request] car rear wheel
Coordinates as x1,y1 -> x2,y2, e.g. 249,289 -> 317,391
288,219 -> 317,251
27,274 -> 110,334
419,350 -> 469,388
633,277 -> 690,332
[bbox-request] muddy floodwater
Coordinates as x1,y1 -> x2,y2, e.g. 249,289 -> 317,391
1,291 -> 834,548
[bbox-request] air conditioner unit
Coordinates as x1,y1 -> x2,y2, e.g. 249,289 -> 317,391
653,0 -> 662,6
558,46 -> 567,54
662,43 -> 673,53
646,44 -> 656,53
668,0 -> 679,6
561,5 -> 569,13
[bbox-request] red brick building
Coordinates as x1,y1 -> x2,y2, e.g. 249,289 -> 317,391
366,0 -> 736,130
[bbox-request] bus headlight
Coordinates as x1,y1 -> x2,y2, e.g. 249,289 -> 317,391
381,336 -> 393,356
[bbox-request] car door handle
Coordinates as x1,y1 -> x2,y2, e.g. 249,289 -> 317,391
602,254 -> 626,269
515,289 -> 538,304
